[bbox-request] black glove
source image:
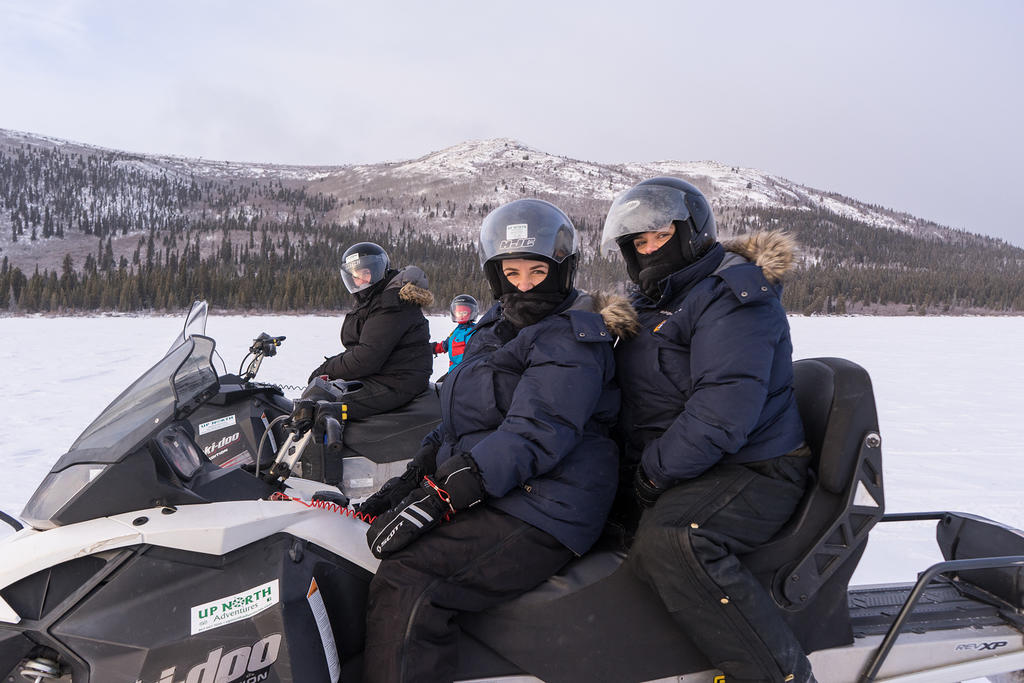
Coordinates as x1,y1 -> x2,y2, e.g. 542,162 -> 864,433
433,453 -> 485,511
366,480 -> 448,558
356,463 -> 425,518
307,356 -> 332,384
633,466 -> 667,509
365,455 -> 485,559
409,441 -> 440,477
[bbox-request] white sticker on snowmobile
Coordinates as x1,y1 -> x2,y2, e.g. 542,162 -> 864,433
198,414 -> 237,436
505,223 -> 528,239
308,578 -> 341,683
190,579 -> 279,635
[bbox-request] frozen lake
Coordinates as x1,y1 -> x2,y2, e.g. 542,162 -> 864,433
1,311 -> 1022,586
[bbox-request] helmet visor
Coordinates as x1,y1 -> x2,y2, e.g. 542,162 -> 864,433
600,184 -> 692,256
340,253 -> 388,293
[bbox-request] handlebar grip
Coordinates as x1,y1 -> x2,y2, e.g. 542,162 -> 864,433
323,417 -> 344,453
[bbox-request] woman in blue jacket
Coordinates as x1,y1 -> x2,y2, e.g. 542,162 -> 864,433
602,177 -> 814,683
359,199 -> 637,683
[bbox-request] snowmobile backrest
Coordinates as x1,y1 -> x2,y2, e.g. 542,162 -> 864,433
743,357 -> 885,618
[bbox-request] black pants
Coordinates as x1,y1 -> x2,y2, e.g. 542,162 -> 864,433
363,507 -> 573,683
342,377 -> 421,421
626,453 -> 813,683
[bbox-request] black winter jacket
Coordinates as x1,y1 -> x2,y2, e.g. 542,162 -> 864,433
615,232 -> 806,489
424,290 -> 639,555
320,266 -> 434,397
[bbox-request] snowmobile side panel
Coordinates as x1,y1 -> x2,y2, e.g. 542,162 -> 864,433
48,534 -> 371,683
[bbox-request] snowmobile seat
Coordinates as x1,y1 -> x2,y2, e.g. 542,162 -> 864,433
742,356 -> 885,650
457,357 -> 886,682
342,384 -> 441,463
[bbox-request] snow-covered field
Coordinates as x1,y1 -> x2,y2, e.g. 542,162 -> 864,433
0,312 -> 1021,587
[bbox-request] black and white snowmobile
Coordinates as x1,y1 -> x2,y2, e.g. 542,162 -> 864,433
0,317 -> 1022,683
176,301 -> 441,499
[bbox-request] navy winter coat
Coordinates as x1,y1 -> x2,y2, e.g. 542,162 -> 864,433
426,291 -> 636,555
615,232 -> 806,490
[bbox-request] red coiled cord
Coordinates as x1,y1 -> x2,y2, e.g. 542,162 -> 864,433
269,492 -> 376,524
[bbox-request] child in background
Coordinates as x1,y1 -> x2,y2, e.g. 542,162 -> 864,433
433,294 -> 479,368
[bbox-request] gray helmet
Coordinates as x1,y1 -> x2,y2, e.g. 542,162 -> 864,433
340,242 -> 390,293
477,199 -> 579,297
600,177 -> 717,274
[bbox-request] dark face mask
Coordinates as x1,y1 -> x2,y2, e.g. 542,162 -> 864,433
497,263 -> 565,329
635,230 -> 686,300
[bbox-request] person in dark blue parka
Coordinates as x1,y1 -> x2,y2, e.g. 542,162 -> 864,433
602,177 -> 815,683
358,199 -> 638,683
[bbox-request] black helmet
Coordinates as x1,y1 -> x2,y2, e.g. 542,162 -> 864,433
478,199 -> 579,297
600,177 -> 717,279
340,242 -> 390,293
450,294 -> 479,323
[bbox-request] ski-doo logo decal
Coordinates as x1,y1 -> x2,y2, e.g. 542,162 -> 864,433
955,640 -> 1008,651
136,633 -> 281,683
198,415 -> 237,436
190,579 -> 279,635
203,432 -> 241,457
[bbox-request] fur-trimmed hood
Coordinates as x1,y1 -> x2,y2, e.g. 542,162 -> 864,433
385,265 -> 434,307
721,230 -> 799,284
571,291 -> 640,339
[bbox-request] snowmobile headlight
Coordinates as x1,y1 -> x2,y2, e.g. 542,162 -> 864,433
21,464 -> 107,530
157,426 -> 202,480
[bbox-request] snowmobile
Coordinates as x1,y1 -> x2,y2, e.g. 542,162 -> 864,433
0,316 -> 1022,683
178,301 -> 441,499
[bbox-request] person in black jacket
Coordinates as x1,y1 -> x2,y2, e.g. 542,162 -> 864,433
357,199 -> 638,683
602,177 -> 814,683
308,242 -> 434,420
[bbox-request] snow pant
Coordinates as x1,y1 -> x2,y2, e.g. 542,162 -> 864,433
626,451 -> 813,683
362,507 -> 573,683
341,377 -> 421,421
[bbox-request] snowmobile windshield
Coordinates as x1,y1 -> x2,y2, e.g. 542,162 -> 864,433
599,184 -> 691,256
22,335 -> 219,529
166,300 -> 209,354
69,335 -> 218,455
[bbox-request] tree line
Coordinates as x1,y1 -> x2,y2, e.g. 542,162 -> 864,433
3,140 -> 1023,315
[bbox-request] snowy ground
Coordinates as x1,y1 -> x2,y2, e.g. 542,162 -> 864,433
0,312 -> 1021,587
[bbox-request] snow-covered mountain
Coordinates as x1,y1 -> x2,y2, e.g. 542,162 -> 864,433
0,128 -> 962,246
2,127 -> 1021,316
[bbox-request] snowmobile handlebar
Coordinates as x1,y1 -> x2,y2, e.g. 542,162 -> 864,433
249,332 -> 286,358
238,332 -> 285,383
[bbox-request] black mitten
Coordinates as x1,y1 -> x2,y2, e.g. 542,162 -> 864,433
356,464 -> 424,518
366,482 -> 449,559
434,453 -> 485,510
307,356 -> 332,384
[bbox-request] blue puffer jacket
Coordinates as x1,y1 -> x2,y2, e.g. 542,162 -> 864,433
425,290 -> 638,555
615,232 -> 806,489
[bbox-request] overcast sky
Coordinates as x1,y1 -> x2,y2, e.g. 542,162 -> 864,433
1,1 -> 1022,246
